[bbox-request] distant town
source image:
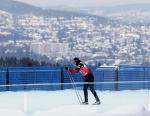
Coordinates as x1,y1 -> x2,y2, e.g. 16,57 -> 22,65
0,0 -> 150,66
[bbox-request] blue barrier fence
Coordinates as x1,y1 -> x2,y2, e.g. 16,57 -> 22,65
94,67 -> 116,90
0,68 -> 7,91
0,66 -> 150,91
8,67 -> 61,91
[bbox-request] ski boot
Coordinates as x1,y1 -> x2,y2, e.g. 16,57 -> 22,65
92,101 -> 101,105
82,101 -> 88,105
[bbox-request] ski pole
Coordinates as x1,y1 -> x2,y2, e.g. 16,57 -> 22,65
66,71 -> 83,104
68,72 -> 83,103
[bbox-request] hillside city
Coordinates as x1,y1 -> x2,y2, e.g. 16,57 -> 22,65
0,9 -> 150,66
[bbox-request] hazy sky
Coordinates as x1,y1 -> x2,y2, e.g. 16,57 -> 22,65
15,0 -> 150,7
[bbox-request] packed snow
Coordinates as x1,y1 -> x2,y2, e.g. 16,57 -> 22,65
0,90 -> 149,116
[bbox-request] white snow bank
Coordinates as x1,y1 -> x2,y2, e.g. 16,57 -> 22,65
0,104 -> 149,116
100,105 -> 149,116
33,104 -> 150,116
0,109 -> 25,116
33,105 -> 98,116
0,90 -> 149,116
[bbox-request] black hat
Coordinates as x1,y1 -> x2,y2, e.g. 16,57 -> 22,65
73,57 -> 80,62
73,57 -> 81,66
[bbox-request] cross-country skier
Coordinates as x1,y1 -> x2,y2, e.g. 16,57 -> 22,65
65,57 -> 100,105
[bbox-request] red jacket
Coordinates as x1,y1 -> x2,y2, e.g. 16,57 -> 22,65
69,63 -> 93,77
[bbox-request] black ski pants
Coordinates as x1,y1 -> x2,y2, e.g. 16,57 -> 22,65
83,74 -> 100,102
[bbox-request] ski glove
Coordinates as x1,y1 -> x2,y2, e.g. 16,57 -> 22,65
65,67 -> 69,71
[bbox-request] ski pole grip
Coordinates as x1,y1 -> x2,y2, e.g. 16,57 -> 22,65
65,67 -> 69,71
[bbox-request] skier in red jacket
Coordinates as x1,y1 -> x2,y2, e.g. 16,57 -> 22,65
65,57 -> 100,105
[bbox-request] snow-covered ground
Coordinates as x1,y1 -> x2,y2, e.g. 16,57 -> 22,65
0,90 -> 149,116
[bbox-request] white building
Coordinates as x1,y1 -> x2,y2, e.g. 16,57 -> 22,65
30,42 -> 70,58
